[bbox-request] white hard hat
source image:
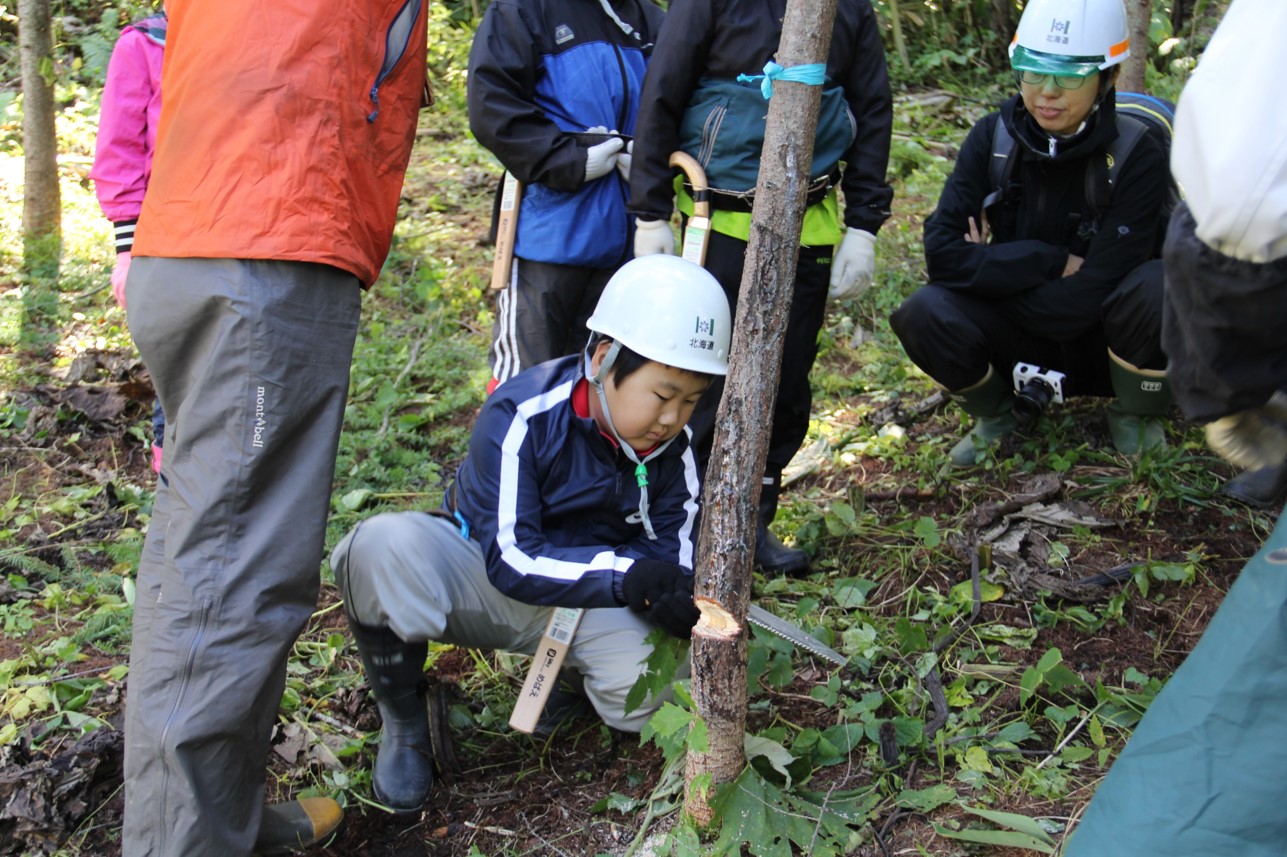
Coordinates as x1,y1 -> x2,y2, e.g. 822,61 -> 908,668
1010,0 -> 1131,76
586,255 -> 731,377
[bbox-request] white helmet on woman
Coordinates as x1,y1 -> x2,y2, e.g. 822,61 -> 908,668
586,254 -> 731,377
1010,0 -> 1131,77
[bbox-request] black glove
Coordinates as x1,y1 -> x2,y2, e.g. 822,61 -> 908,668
620,559 -> 700,639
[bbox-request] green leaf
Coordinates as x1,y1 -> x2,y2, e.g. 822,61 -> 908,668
590,792 -> 646,814
950,579 -> 1004,604
1035,647 -> 1064,673
961,806 -> 1058,845
894,616 -> 928,654
912,516 -> 940,547
932,824 -> 1054,853
744,734 -> 796,788
688,714 -> 709,753
962,745 -> 994,775
995,720 -> 1037,745
831,578 -> 877,609
1019,666 -> 1041,705
1043,663 -> 1086,695
896,784 -> 957,812
1061,745 -> 1094,764
829,501 -> 856,527
338,489 -> 372,512
1088,714 -> 1106,748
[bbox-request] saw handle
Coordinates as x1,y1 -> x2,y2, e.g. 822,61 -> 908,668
668,151 -> 711,221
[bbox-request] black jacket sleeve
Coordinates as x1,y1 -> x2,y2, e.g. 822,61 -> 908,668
466,0 -> 587,192
997,134 -> 1168,338
629,0 -> 716,221
835,0 -> 893,234
924,114 -> 1070,295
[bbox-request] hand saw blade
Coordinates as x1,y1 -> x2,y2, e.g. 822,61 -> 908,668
746,604 -> 847,668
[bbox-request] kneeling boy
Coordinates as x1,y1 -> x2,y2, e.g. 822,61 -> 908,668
330,255 -> 732,813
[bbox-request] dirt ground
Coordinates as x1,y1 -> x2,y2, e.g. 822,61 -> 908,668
0,353 -> 1271,856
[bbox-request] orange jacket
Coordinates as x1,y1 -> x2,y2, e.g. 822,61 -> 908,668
133,0 -> 428,287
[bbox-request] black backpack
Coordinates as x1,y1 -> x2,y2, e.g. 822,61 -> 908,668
985,91 -> 1178,252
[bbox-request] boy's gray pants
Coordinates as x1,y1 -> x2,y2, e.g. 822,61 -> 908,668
122,257 -> 360,856
331,511 -> 682,731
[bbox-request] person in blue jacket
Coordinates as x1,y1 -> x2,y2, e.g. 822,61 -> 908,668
330,255 -> 731,814
468,0 -> 664,391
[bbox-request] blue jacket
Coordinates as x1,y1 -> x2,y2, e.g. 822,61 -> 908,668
449,355 -> 702,608
467,0 -> 664,268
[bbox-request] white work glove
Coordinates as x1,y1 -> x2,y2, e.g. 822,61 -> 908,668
584,136 -> 624,182
616,139 -> 633,182
634,217 -> 675,257
828,228 -> 877,300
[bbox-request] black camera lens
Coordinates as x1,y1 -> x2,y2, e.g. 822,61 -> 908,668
1013,378 -> 1054,424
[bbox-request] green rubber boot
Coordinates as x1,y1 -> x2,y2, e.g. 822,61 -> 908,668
1107,349 -> 1171,456
948,366 -> 1018,467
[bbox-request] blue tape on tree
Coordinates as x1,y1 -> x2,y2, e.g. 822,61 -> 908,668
737,61 -> 827,99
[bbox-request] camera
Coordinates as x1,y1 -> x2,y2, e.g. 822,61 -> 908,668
1012,363 -> 1066,424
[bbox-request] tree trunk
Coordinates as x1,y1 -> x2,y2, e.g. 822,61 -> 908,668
885,0 -> 909,70
18,0 -> 61,267
990,0 -> 1014,70
684,0 -> 837,826
1120,0 -> 1150,92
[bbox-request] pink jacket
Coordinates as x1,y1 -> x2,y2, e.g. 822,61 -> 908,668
89,15 -> 165,251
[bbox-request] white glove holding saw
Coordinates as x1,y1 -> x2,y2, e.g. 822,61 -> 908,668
828,228 -> 877,300
633,217 -> 675,257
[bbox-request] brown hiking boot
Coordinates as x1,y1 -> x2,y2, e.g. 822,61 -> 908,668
254,797 -> 344,855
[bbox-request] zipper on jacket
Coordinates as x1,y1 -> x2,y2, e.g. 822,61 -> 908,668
369,0 -> 423,122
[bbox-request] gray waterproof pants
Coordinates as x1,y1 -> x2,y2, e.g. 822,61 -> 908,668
331,511 -> 680,731
122,257 -> 360,856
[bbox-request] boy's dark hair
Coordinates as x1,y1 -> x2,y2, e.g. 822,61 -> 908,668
591,336 -> 718,386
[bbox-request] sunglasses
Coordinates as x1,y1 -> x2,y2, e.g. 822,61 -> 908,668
1015,70 -> 1091,90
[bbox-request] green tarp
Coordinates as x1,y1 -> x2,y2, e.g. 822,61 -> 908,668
1065,509 -> 1287,856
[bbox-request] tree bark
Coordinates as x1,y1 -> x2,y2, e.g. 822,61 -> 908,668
18,0 -> 61,263
684,0 -> 837,826
885,0 -> 909,71
1120,0 -> 1150,92
990,0 -> 1014,70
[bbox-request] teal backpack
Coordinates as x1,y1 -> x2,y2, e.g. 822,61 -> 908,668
677,76 -> 856,204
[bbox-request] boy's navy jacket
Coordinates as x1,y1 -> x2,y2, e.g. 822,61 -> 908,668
449,355 -> 701,609
467,0 -> 664,268
923,93 -> 1168,340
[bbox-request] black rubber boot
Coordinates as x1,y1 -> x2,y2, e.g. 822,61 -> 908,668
350,622 -> 435,814
1222,460 -> 1287,509
754,474 -> 810,577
